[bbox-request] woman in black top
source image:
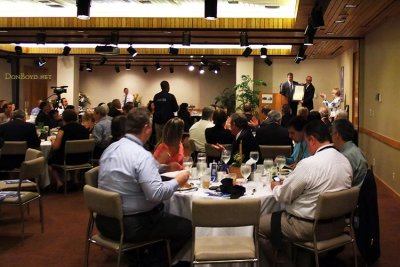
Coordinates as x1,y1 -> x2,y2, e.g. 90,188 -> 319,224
205,109 -> 234,145
48,109 -> 90,191
177,102 -> 191,132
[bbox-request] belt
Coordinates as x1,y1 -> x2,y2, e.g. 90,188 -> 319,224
287,213 -> 344,224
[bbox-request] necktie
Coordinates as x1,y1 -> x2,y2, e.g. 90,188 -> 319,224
124,95 -> 127,106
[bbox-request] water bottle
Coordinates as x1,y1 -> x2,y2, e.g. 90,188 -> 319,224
210,161 -> 218,182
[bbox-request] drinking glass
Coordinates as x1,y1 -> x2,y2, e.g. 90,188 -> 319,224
182,156 -> 193,170
263,158 -> 274,174
197,152 -> 206,163
275,155 -> 286,175
249,151 -> 259,163
221,150 -> 231,164
196,162 -> 207,178
240,164 -> 252,180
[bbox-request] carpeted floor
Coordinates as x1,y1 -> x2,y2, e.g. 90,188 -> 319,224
0,178 -> 399,267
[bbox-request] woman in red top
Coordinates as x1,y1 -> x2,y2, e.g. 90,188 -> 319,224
153,117 -> 185,170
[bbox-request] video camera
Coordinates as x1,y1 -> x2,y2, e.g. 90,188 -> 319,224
52,86 -> 68,95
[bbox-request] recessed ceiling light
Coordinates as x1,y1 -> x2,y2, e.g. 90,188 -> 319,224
0,30 -> 8,33
326,32 -> 335,35
335,18 -> 346,23
345,4 -> 357,8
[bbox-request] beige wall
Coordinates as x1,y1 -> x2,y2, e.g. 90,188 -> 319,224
80,65 -> 236,108
360,16 -> 400,194
0,58 -> 12,102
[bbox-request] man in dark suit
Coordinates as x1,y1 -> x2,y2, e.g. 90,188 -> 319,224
256,110 -> 292,147
230,113 -> 260,164
0,109 -> 40,170
280,72 -> 299,116
301,75 -> 315,111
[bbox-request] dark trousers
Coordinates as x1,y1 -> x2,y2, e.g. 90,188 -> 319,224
289,101 -> 298,116
96,206 -> 192,265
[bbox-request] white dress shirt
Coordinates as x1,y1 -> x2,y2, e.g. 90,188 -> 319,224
122,93 -> 134,106
189,119 -> 214,152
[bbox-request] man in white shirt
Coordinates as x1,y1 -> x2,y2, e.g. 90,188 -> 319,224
259,120 -> 352,248
121,87 -> 134,107
189,106 -> 214,152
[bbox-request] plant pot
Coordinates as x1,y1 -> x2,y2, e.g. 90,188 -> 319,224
229,166 -> 243,178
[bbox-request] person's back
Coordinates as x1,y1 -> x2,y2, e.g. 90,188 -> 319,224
189,106 -> 214,152
205,109 -> 233,145
153,81 -> 178,125
256,110 -> 291,146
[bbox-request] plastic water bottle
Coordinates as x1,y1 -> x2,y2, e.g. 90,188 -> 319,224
210,161 -> 218,182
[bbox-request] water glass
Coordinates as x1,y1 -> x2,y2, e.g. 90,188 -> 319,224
221,149 -> 231,164
240,164 -> 252,180
182,156 -> 193,170
250,151 -> 259,163
197,162 -> 207,178
275,155 -> 286,175
263,158 -> 274,174
197,152 -> 206,163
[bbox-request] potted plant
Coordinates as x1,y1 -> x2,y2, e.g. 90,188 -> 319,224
234,75 -> 266,114
214,87 -> 236,115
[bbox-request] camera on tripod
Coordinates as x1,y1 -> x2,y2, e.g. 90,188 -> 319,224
52,86 -> 68,95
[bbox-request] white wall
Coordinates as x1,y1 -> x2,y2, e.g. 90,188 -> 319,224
79,65 -> 236,108
0,58 -> 12,101
335,47 -> 355,119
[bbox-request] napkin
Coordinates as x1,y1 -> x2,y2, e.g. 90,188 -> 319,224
245,158 -> 257,165
220,178 -> 246,199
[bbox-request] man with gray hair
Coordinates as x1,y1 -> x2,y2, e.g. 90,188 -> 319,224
0,109 -> 40,170
189,106 -> 215,152
98,107 -> 191,266
92,105 -> 112,159
256,110 -> 292,147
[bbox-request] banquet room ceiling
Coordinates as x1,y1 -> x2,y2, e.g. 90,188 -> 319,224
1,0 -> 400,68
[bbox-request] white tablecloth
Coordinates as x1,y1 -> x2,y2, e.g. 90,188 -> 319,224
165,181 -> 281,264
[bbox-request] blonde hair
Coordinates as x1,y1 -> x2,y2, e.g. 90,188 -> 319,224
333,88 -> 341,97
160,117 -> 184,149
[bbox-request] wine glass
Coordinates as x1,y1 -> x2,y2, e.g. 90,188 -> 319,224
183,156 -> 193,170
263,158 -> 274,174
240,164 -> 252,180
221,150 -> 231,164
275,155 -> 286,175
249,151 -> 259,163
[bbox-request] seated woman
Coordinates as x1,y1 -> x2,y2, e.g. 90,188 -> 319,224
243,103 -> 259,129
177,103 -> 191,132
81,111 -> 95,133
205,108 -> 234,146
153,117 -> 185,171
48,109 -> 90,192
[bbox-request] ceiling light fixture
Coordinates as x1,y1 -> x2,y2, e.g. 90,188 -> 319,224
36,33 -> 46,44
200,57 -> 209,66
169,46 -> 179,55
182,32 -> 191,46
169,66 -> 174,74
99,56 -> 107,65
310,5 -> 324,28
62,45 -> 71,56
110,32 -> 119,45
304,25 -> 316,46
205,0 -> 217,20
127,46 -> 138,57
264,58 -> 273,66
335,17 -> 346,23
37,56 -> 46,67
297,45 -> 306,59
240,32 -> 249,47
188,63 -> 195,71
86,63 -> 92,71
242,47 -> 253,57
199,65 -> 205,74
15,45 -> 22,55
155,62 -> 162,71
143,66 -> 148,73
213,65 -> 220,74
77,0 -> 91,20
345,4 -> 357,8
115,66 -> 120,73
125,63 -> 131,70
260,47 -> 267,58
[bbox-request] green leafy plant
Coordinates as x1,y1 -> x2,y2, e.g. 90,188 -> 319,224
234,75 -> 266,114
231,152 -> 242,167
214,87 -> 236,115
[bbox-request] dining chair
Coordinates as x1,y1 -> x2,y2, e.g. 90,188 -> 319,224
191,198 -> 261,266
84,167 -> 99,188
83,185 -> 171,267
291,187 -> 360,267
189,138 -> 198,163
0,157 -> 45,242
52,139 -> 95,194
0,141 -> 28,174
205,143 -> 222,158
259,145 -> 292,160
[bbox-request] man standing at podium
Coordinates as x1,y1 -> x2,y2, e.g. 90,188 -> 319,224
280,72 -> 299,116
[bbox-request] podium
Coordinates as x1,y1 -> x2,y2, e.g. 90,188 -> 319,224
258,93 -> 288,120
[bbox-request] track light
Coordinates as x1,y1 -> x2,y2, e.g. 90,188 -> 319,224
169,47 -> 179,55
125,63 -> 131,70
36,33 -> 46,44
115,66 -> 120,73
77,0 -> 91,20
86,63 -> 92,71
62,45 -> 71,56
199,66 -> 205,74
182,32 -> 191,46
110,32 -> 119,45
205,0 -> 218,20
260,47 -> 267,58
294,57 -> 302,64
200,57 -> 209,66
155,63 -> 162,71
15,46 -> 22,55
143,66 -> 148,73
310,5 -> 324,28
297,45 -> 306,59
37,56 -> 46,67
169,66 -> 174,73
188,63 -> 195,71
127,46 -> 138,57
99,56 -> 107,65
242,47 -> 253,57
304,25 -> 316,46
213,65 -> 220,74
264,58 -> 273,66
240,32 -> 249,47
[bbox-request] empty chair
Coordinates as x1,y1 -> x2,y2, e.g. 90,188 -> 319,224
0,141 -> 28,173
84,167 -> 99,188
292,187 -> 360,267
259,145 -> 292,160
191,198 -> 261,266
0,157 -> 45,242
83,185 -> 171,267
52,139 -> 95,193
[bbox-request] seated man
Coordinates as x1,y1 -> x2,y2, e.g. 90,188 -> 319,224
205,109 -> 233,145
331,119 -> 368,187
285,116 -> 310,167
189,106 -> 214,153
97,107 -> 191,266
256,110 -> 292,147
92,106 -> 112,159
259,120 -> 352,263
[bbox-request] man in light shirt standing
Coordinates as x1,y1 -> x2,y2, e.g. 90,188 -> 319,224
121,87 -> 133,107
259,120 -> 352,263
